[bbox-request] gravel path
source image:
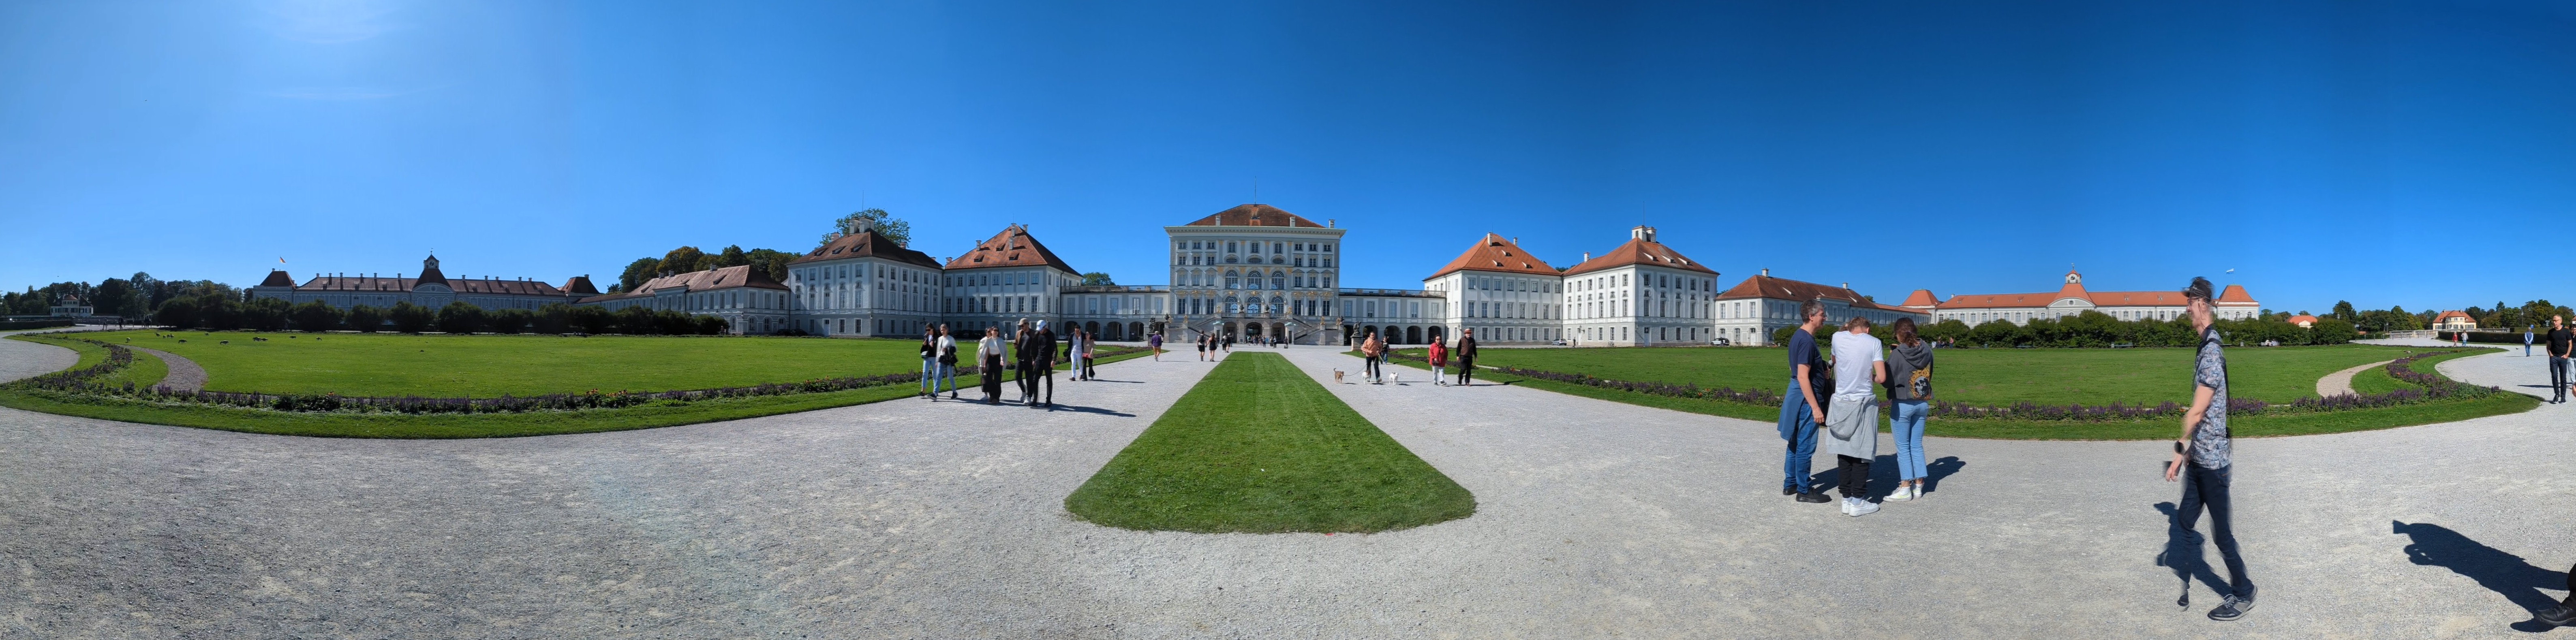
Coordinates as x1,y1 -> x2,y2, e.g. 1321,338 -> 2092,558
0,329 -> 77,383
123,345 -> 205,392
2317,359 -> 2395,397
2,338 -> 2570,638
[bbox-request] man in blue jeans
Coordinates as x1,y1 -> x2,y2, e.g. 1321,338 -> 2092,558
1778,300 -> 1831,504
2166,277 -> 2255,621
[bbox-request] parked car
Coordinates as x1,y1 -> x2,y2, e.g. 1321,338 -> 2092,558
1709,337 -> 1731,346
1550,339 -> 1567,346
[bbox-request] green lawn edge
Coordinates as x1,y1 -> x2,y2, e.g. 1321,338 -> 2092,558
1371,348 -> 2537,441
0,347 -> 1160,439
1064,351 -> 1475,534
8,334 -> 170,389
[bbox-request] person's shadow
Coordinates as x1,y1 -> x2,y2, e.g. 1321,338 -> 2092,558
2155,502 -> 2232,610
1810,455 -> 1965,499
2394,520 -> 2571,631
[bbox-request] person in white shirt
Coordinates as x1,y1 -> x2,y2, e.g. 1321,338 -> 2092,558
977,327 -> 1005,404
1822,316 -> 1887,516
932,324 -> 959,401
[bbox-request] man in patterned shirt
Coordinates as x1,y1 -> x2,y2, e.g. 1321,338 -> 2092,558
2165,276 -> 2255,621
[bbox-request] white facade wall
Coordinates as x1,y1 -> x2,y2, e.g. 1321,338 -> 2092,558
1427,270 -> 1563,345
784,257 -> 945,337
1562,266 -> 1718,347
1164,224 -> 1347,345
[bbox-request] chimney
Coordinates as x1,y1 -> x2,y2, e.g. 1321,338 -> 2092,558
1760,268 -> 1769,277
1582,252 -> 1591,263
1512,237 -> 1519,245
1631,226 -> 1654,242
1842,282 -> 1850,290
1327,219 -> 1335,228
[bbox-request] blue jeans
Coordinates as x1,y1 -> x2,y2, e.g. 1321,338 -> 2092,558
1891,400 -> 1928,481
1778,379 -> 1818,492
935,363 -> 957,394
920,358 -> 935,393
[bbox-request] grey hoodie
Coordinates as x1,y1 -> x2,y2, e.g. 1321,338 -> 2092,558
1886,341 -> 1934,401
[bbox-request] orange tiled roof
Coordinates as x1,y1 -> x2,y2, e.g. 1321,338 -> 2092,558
1180,204 -> 1326,228
294,275 -> 569,296
1562,237 -> 1715,275
1425,233 -> 1558,280
2217,284 -> 2256,305
1936,289 -> 2234,309
2433,310 -> 2473,322
794,228 -> 943,269
561,275 -> 600,297
577,265 -> 785,303
2287,314 -> 2319,325
944,224 -> 1078,274
1717,274 -> 1864,305
1899,289 -> 1939,307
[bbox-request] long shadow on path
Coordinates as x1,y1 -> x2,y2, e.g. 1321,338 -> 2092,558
2155,501 -> 2231,610
2393,520 -> 2573,632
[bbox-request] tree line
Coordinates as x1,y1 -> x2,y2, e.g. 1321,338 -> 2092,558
4,273 -> 238,318
153,298 -> 733,336
611,209 -> 913,294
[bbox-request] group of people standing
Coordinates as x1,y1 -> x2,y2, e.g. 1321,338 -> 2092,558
915,319 -> 1115,409
1774,277 -> 2259,622
1354,327 -> 1478,386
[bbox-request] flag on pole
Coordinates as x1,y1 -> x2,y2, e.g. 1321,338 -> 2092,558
279,257 -> 287,264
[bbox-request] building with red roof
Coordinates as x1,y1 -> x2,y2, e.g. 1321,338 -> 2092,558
1929,270 -> 2259,326
1711,269 -> 1931,346
1164,204 -> 1355,345
2431,310 -> 2477,331
1548,226 -> 1722,346
577,265 -> 793,335
248,254 -> 600,324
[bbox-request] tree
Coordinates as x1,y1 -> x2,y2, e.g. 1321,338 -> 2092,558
823,208 -> 910,248
746,248 -> 796,282
388,302 -> 435,333
694,315 -> 730,335
616,257 -> 663,293
714,245 -> 750,268
241,297 -> 291,331
154,297 -> 198,329
435,301 -> 486,334
488,308 -> 534,335
661,246 -> 707,276
194,295 -> 241,330
346,305 -> 387,333
1080,272 -> 1116,286
93,277 -> 133,317
2330,301 -> 2357,322
615,306 -> 656,335
534,303 -> 573,334
288,300 -> 342,332
570,305 -> 615,335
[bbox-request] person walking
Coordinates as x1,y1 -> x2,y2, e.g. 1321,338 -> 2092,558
933,324 -> 959,400
978,326 -> 1005,404
1032,321 -> 1059,408
1080,329 -> 1099,381
1455,328 -> 1479,386
1428,336 -> 1450,386
1197,333 -> 1209,361
1822,316 -> 1887,516
1883,317 -> 1934,502
2167,277 -> 2257,622
1361,331 -> 1385,384
2548,316 -> 2571,404
1780,301 -> 1833,504
2524,326 -> 2535,357
1012,319 -> 1037,405
1149,331 -> 1163,361
918,326 -> 939,400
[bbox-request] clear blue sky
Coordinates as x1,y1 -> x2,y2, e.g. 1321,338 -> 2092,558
4,0 -> 2573,314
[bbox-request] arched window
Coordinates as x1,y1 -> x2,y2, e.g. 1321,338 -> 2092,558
1271,273 -> 1286,290
1225,270 -> 1240,289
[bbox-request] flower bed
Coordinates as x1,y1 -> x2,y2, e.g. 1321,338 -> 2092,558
7,338 -> 1149,415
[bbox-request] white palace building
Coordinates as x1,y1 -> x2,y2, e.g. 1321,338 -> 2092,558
252,204 -> 2255,346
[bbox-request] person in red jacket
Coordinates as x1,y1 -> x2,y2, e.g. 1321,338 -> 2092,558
1428,337 -> 1450,386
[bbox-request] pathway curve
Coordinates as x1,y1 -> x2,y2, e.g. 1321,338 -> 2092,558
0,329 -> 77,383
2316,359 -> 2395,397
121,345 -> 203,392
2,337 -> 2572,638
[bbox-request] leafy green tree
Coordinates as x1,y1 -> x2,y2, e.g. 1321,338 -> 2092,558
93,277 -> 133,317
387,301 -> 435,333
614,306 -> 657,335
2330,300 -> 2357,322
662,246 -> 707,275
746,248 -> 797,282
694,315 -> 730,335
194,295 -> 241,331
534,303 -> 573,334
824,208 -> 910,248
153,297 -> 198,328
288,300 -> 342,332
435,302 -> 486,334
1080,272 -> 1116,286
346,305 -> 387,333
616,257 -> 663,293
714,245 -> 750,268
570,305 -> 615,335
655,309 -> 696,335
242,297 -> 291,331
488,308 -> 534,335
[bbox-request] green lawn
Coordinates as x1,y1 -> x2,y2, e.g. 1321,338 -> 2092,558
0,338 -> 1156,439
1413,343 -> 2426,406
63,329 -> 942,397
1064,352 -> 1475,533
9,334 -> 169,389
1375,346 -> 2535,440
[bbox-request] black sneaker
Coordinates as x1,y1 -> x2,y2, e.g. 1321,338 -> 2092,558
1782,486 -> 1797,496
2538,603 -> 2576,627
2208,595 -> 2253,621
1794,492 -> 1832,503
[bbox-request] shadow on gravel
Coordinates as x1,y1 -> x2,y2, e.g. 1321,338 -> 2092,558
2393,520 -> 2574,632
2155,501 -> 2231,610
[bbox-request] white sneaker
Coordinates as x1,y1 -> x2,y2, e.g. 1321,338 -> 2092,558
1883,485 -> 1912,502
1850,499 -> 1879,516
1911,485 -> 1925,500
1840,497 -> 1855,516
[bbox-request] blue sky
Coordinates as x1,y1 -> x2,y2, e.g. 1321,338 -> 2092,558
4,0 -> 2573,314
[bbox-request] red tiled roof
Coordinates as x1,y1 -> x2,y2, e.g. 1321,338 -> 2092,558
2287,314 -> 2319,325
561,275 -> 600,297
1899,289 -> 1939,307
1425,233 -> 1558,280
1562,237 -> 1716,275
2433,310 -> 2473,322
578,265 -> 785,303
1180,204 -> 1326,228
1716,275 -> 1919,313
294,275 -> 569,296
2217,284 -> 2256,305
794,228 -> 943,269
1935,289 -> 2236,309
258,270 -> 295,287
944,224 -> 1078,274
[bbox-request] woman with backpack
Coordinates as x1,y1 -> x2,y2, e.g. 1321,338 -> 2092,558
1884,317 -> 1935,501
977,326 -> 1005,404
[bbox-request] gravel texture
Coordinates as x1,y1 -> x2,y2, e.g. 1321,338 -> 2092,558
2317,359 -> 2396,397
1,338 -> 2570,638
0,329 -> 77,383
122,346 -> 205,392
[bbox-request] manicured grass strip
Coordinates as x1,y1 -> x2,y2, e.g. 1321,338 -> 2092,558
1372,349 -> 2538,440
9,335 -> 169,389
64,329 -> 936,397
1064,352 -> 1474,533
0,348 -> 1155,439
